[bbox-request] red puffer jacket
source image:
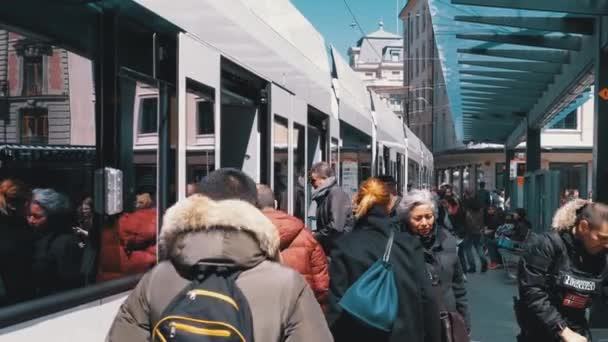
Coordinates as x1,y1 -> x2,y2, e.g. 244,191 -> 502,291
117,208 -> 157,274
263,209 -> 329,307
97,208 -> 157,282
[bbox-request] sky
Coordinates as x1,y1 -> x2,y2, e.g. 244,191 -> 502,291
291,0 -> 406,58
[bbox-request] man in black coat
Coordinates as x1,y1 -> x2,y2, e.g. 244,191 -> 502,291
308,162 -> 353,255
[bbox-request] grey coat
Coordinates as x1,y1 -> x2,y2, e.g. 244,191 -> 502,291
312,179 -> 353,254
422,227 -> 471,329
107,195 -> 332,342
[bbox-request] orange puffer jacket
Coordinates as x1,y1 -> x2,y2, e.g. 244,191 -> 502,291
263,209 -> 329,307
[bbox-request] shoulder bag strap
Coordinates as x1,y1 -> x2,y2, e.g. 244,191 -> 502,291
382,230 -> 395,263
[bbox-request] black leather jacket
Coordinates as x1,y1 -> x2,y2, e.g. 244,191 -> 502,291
517,231 -> 608,341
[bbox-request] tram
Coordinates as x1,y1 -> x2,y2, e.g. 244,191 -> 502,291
0,1 -> 432,340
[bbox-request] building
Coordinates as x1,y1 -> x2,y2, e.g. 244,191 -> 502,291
399,0 -> 440,151
348,21 -> 405,119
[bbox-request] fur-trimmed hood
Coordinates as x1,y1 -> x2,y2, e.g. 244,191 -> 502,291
552,199 -> 589,231
160,195 -> 280,262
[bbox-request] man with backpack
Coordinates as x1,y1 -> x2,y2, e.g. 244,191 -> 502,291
107,169 -> 332,342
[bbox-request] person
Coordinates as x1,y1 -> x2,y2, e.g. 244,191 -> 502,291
446,195 -> 469,272
108,169 -> 332,341
28,188 -> 83,296
256,184 -> 329,308
475,182 -> 491,209
0,179 -> 34,305
134,192 -> 153,210
516,199 -> 608,342
185,182 -> 199,197
401,190 -> 471,338
484,206 -> 504,270
308,161 -> 353,255
463,200 -> 488,273
377,175 -> 402,217
327,178 -> 441,342
512,208 -> 532,242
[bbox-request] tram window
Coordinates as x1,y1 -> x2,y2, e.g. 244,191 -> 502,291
293,122 -> 306,221
186,80 -> 216,191
138,97 -> 158,134
273,116 -> 289,211
549,109 -> 578,130
196,99 -> 214,135
0,28 -> 97,306
96,76 -> 159,284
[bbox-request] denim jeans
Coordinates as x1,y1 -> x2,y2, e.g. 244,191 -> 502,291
463,234 -> 488,271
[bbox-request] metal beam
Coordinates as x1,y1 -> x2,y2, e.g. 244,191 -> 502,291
506,35 -> 596,147
456,34 -> 582,51
458,48 -> 570,63
458,60 -> 562,74
454,16 -> 595,35
460,70 -> 555,83
461,78 -> 548,90
462,92 -> 539,101
461,86 -> 544,97
463,95 -> 537,104
463,104 -> 528,112
451,0 -> 608,16
463,99 -> 537,108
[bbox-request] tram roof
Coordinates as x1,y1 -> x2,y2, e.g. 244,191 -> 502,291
424,0 -> 601,146
133,0 -> 335,115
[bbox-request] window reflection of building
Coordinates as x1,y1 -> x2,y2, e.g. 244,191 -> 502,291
196,99 -> 214,135
138,97 -> 158,134
293,122 -> 306,221
20,106 -> 48,144
273,116 -> 289,212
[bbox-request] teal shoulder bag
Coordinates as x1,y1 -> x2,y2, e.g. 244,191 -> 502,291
338,229 -> 398,332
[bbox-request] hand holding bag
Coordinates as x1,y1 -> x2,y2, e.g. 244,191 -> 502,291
338,230 -> 398,332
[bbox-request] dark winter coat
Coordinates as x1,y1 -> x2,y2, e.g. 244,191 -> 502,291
518,231 -> 608,341
31,228 -> 83,297
312,179 -> 353,255
327,205 -> 441,342
0,214 -> 34,305
421,227 -> 470,329
263,209 -> 329,307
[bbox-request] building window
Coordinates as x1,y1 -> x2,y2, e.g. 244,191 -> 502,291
196,99 -> 214,135
392,71 -> 400,76
416,11 -> 420,38
550,109 -> 578,130
20,107 -> 48,144
22,56 -> 43,96
391,51 -> 399,62
139,97 -> 158,134
365,72 -> 374,78
422,43 -> 426,71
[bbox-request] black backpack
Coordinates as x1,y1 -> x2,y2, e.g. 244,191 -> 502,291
153,263 -> 254,342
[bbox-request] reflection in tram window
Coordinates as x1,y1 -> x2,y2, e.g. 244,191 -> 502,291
273,116 -> 289,211
0,28 -> 97,306
293,122 -> 306,221
186,80 -> 216,189
331,138 -> 339,179
97,77 -> 159,283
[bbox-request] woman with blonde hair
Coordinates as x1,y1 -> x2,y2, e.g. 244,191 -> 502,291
516,199 -> 608,342
326,178 -> 441,342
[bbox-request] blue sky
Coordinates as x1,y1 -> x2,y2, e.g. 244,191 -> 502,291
291,0 -> 405,57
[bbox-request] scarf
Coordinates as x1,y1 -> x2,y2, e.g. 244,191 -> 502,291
307,177 -> 337,231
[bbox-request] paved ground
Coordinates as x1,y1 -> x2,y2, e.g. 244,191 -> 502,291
466,269 -> 519,342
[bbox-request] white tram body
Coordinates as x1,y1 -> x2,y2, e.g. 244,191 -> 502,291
0,1 -> 433,340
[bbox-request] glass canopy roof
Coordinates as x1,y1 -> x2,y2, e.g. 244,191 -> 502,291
427,0 -> 593,143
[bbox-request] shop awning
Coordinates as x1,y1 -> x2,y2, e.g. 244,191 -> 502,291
0,144 -> 95,162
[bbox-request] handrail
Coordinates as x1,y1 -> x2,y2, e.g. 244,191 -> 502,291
0,274 -> 142,329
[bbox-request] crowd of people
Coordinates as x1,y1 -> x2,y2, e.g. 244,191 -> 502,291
108,164 -> 474,342
0,179 -> 160,305
2,162 -> 605,342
